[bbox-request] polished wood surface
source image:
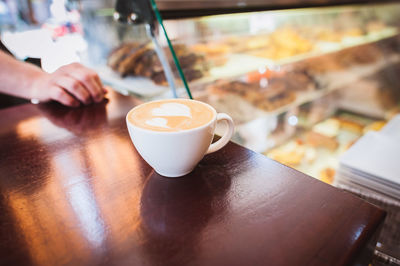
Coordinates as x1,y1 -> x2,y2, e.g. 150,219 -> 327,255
0,91 -> 385,266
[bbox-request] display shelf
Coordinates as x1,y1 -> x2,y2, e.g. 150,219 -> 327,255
207,53 -> 400,126
268,27 -> 398,65
101,29 -> 398,98
96,65 -> 170,97
202,51 -> 399,155
262,112 -> 382,184
189,29 -> 399,88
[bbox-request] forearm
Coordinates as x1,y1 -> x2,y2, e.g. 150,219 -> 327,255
0,50 -> 106,107
0,51 -> 46,100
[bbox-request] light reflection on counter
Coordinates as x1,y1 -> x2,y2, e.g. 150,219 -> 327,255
5,114 -> 148,264
54,152 -> 106,249
15,117 -> 73,142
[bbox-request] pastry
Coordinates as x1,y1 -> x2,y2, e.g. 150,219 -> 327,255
345,138 -> 359,150
297,55 -> 342,75
245,69 -> 284,83
190,43 -> 229,67
386,106 -> 400,120
334,117 -> 364,134
244,35 -> 270,51
319,168 -> 335,184
107,42 -> 143,71
363,121 -> 386,133
190,43 -> 230,56
304,147 -> 317,163
247,28 -> 314,60
366,21 -> 386,33
207,79 -> 296,112
284,70 -> 315,92
267,142 -> 305,167
316,28 -> 342,42
312,119 -> 340,138
117,43 -> 151,77
305,131 -> 339,151
107,42 -> 208,84
342,28 -> 364,38
337,44 -> 382,66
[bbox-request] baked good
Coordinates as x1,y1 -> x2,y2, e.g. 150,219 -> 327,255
334,117 -> 364,134
363,121 -> 386,133
190,43 -> 230,56
342,28 -> 364,38
245,69 -> 284,83
345,138 -> 359,150
108,42 -> 144,71
319,168 -> 335,184
135,49 -> 162,77
366,21 -> 386,34
207,79 -> 296,112
292,42 -> 383,76
247,28 -> 314,60
305,131 -> 339,151
116,43 -> 151,77
316,28 -> 342,42
190,43 -> 229,67
386,106 -> 400,120
296,55 -> 342,75
244,35 -> 270,51
284,70 -> 315,92
337,44 -> 382,66
267,142 -> 305,167
312,119 -> 340,138
304,147 -> 317,163
107,42 -> 208,84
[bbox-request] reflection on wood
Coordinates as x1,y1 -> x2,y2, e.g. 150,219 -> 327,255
0,91 -> 385,265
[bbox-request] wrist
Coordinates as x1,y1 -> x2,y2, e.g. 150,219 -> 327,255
29,71 -> 51,102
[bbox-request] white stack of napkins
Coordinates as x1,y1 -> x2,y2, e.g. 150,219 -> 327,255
335,115 -> 400,201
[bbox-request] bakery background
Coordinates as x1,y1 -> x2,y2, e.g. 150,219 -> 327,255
83,1 -> 400,186
1,0 -> 400,264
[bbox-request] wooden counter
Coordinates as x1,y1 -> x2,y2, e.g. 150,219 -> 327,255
0,91 -> 385,266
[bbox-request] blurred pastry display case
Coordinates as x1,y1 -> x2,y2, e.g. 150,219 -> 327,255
83,2 -> 400,182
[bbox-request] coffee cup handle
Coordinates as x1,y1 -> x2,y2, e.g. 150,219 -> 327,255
206,113 -> 234,155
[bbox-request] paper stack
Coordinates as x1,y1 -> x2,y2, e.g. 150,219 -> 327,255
335,115 -> 400,201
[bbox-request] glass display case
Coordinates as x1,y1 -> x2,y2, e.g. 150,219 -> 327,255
81,2 -> 400,184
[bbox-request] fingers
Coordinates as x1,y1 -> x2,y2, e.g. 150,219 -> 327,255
55,76 -> 92,105
50,86 -> 80,107
43,63 -> 106,107
93,73 -> 108,94
61,63 -> 105,103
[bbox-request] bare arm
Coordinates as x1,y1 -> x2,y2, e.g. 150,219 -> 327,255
0,51 -> 107,107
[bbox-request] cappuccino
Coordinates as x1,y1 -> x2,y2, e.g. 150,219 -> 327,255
126,98 -> 234,177
128,99 -> 215,132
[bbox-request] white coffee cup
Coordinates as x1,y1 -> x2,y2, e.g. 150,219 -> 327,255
126,99 -> 234,177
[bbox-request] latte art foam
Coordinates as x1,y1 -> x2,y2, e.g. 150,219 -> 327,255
128,99 -> 215,132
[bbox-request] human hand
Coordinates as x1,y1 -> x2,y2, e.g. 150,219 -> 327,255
31,63 -> 107,107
